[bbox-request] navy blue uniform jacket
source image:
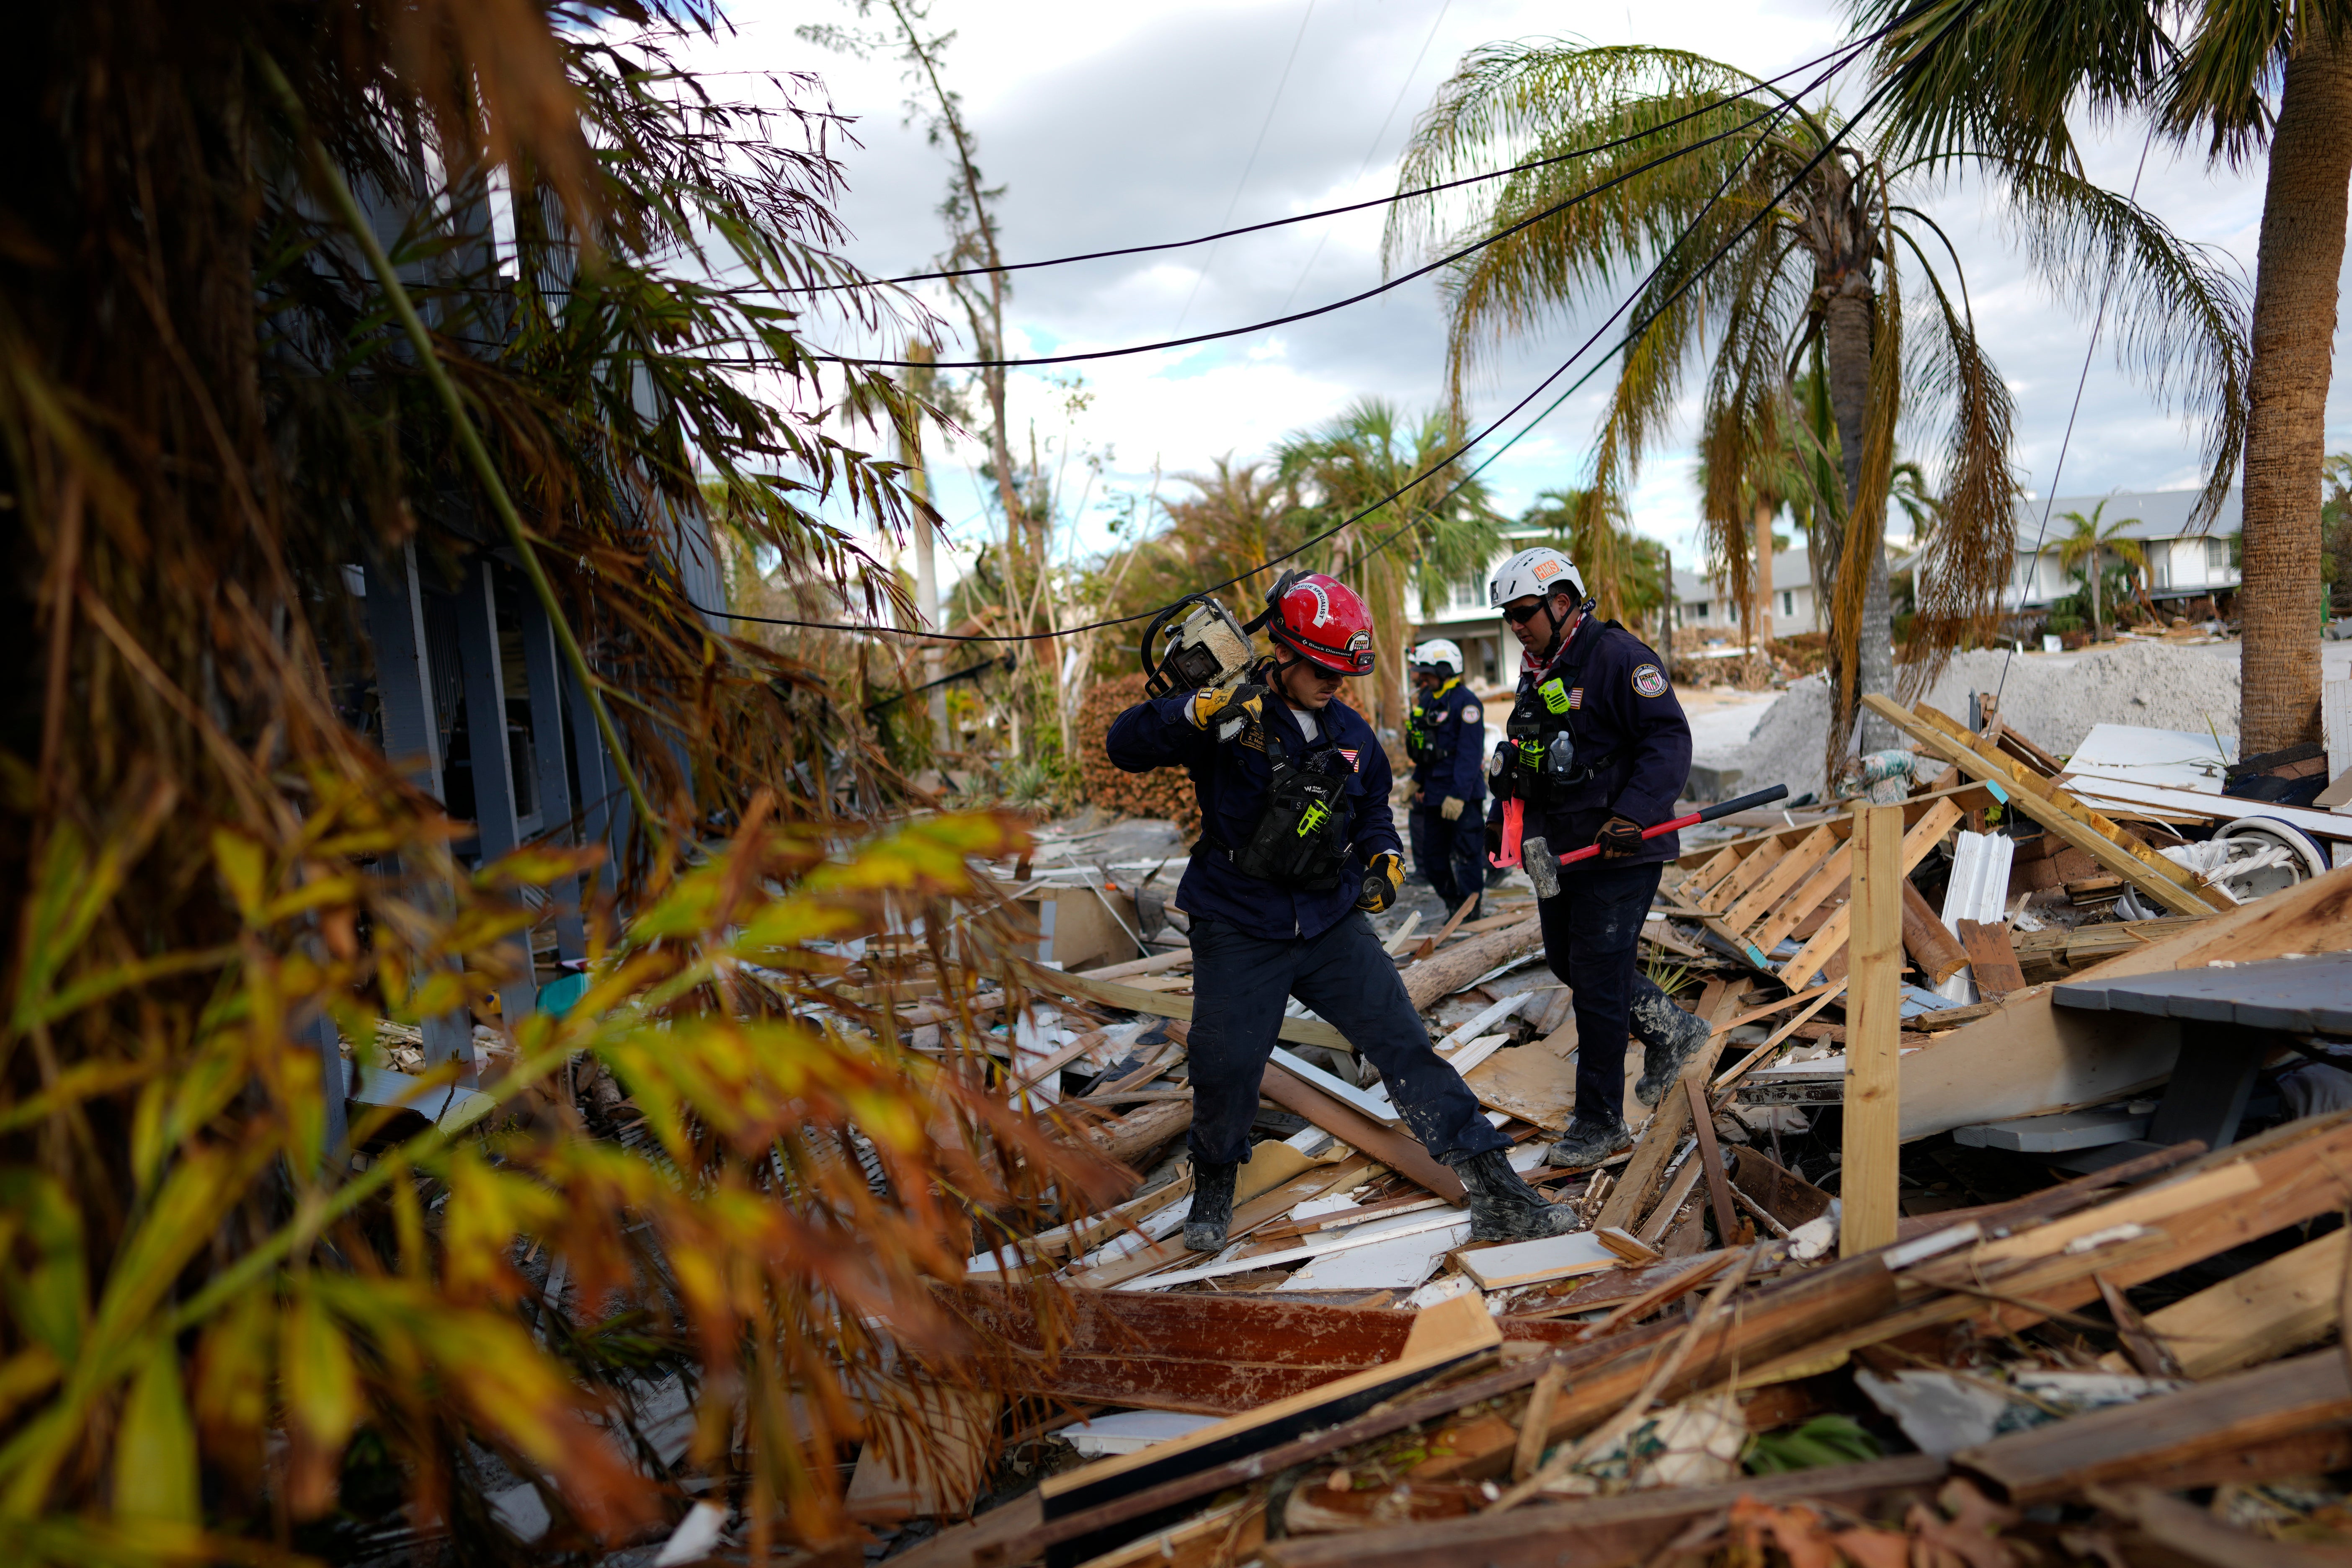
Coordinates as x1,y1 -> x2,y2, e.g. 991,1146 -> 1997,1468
1106,691 -> 1401,941
1411,679 -> 1487,806
1490,618 -> 1692,872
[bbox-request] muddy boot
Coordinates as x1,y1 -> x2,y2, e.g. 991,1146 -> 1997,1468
1633,996 -> 1711,1108
1183,1159 -> 1240,1253
1449,1148 -> 1579,1242
1545,1117 -> 1632,1171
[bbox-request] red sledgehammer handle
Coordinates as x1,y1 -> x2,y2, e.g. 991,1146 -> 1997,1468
1552,784 -> 1790,866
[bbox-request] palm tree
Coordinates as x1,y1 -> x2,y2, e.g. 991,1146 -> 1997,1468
1850,0 -> 2343,753
2054,499 -> 2148,642
1386,42 -> 2246,766
1276,399 -> 1504,730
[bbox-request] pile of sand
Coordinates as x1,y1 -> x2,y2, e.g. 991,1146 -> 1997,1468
1716,642 -> 2243,801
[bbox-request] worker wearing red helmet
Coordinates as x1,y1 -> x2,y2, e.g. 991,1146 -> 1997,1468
1108,571 -> 1577,1252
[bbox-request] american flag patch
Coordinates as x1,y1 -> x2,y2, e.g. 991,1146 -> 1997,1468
1339,747 -> 1360,770
1568,688 -> 1583,709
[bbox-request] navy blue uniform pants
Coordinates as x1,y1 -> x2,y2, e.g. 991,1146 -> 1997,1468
1412,804 -> 1485,919
1186,911 -> 1509,1168
1537,861 -> 1685,1131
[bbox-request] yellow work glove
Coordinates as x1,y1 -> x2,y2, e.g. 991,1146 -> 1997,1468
1189,679 -> 1268,743
1358,850 -> 1404,913
1440,796 -> 1465,821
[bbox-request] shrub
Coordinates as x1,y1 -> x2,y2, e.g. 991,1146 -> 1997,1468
1076,674 -> 1201,834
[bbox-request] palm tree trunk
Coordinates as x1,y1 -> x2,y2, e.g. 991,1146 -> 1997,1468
1753,498 -> 1776,647
1823,287 -> 1895,750
2239,31 -> 2352,755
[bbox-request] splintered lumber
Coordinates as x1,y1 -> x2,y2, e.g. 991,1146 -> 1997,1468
1685,1077 -> 1740,1245
1954,1349 -> 2352,1506
1957,919 -> 2025,997
2124,1229 -> 2350,1380
1896,862 -> 2352,1140
1899,877 -> 1970,983
1863,694 -> 2221,916
1257,1455 -> 1948,1568
1073,1096 -> 1191,1171
1781,798 -> 1963,990
1258,1064 -> 1466,1202
1022,961 -> 1354,1055
1064,1154 -> 1364,1290
1842,803 -> 1904,1257
1412,892 -> 1480,957
2011,915 -> 2210,982
1078,949 -> 1195,982
1399,916 -> 1544,1011
1035,1293 -> 1501,1565
1729,1148 -> 1834,1230
2093,1485 -> 2352,1568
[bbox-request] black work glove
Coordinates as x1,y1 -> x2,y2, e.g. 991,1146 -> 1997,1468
1595,815 -> 1646,858
1485,820 -> 1504,861
1189,680 -> 1269,743
1357,850 -> 1404,913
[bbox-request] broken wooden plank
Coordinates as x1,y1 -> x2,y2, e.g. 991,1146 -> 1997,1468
1724,824 -> 1839,932
844,1385 -> 1001,1524
1842,802 -> 1904,1258
1864,695 -> 2220,916
1954,1349 -> 2352,1507
1594,988 -> 1738,1230
1957,919 -> 2025,998
1398,917 -> 1544,1011
1411,892 -> 1481,958
1259,1064 -> 1466,1202
1900,877 -> 1970,984
1686,1076 -> 1740,1246
1780,798 -> 1963,990
2116,1228 -> 2349,1381
1024,962 -> 1355,1055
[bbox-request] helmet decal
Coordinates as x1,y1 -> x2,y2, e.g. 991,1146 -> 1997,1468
1302,580 -> 1334,626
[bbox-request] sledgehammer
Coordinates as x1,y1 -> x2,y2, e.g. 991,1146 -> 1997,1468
1518,784 -> 1792,900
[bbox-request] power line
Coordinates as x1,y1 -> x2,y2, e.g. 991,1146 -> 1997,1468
811,51 -> 1867,371
692,1 -> 1983,647
1172,0 -> 1319,335
784,18 -> 1906,297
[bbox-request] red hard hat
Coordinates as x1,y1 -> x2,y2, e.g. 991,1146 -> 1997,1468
1266,572 -> 1376,676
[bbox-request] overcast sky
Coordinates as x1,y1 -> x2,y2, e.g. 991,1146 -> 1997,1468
686,0 -> 2352,598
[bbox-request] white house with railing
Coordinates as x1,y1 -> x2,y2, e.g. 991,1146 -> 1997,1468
2004,487 -> 2240,611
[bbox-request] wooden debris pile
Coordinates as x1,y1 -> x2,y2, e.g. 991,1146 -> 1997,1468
830,721 -> 2352,1563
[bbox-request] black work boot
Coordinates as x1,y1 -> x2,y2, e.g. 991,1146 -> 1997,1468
1633,997 -> 1712,1108
1450,1148 -> 1580,1242
1183,1159 -> 1240,1253
1545,1118 -> 1633,1171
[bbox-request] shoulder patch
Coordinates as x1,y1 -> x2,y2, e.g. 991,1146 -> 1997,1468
1339,747 -> 1360,771
1631,663 -> 1668,698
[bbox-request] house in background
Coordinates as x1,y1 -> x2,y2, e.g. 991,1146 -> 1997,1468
1672,547 -> 1824,643
2004,487 -> 2241,614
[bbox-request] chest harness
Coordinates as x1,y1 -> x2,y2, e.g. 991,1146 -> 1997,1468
1198,706 -> 1354,891
1490,615 -> 1630,807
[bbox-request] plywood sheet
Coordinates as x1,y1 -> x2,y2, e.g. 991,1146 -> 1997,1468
1462,1045 -> 1578,1131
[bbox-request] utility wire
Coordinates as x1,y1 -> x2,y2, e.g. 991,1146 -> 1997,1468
1994,129 -> 2158,708
686,3 -> 1975,649
784,18 -> 1905,296
1172,0 -> 1318,335
813,47 -> 1870,371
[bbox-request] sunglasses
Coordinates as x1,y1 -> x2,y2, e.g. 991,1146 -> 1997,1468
1501,599 -> 1552,626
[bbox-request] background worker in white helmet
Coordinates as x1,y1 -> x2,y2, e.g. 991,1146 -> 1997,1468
1484,547 -> 1710,1170
1403,638 -> 1486,921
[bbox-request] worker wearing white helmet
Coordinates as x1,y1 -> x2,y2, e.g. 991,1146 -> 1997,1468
1485,545 -> 1704,1171
1403,638 -> 1485,920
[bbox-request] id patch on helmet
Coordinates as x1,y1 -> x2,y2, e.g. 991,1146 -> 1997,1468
1631,663 -> 1668,698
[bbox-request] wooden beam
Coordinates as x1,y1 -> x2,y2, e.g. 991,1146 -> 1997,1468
1686,1076 -> 1741,1245
1899,878 -> 1969,984
1779,799 -> 1962,990
1258,1064 -> 1465,1201
1594,988 -> 1739,1230
1022,962 -> 1354,1055
1863,694 -> 2220,916
1841,802 -> 1903,1257
1957,920 -> 2025,998
2122,1228 -> 2349,1380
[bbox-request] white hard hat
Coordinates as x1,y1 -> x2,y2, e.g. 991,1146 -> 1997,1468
1488,546 -> 1586,610
1410,638 -> 1463,673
